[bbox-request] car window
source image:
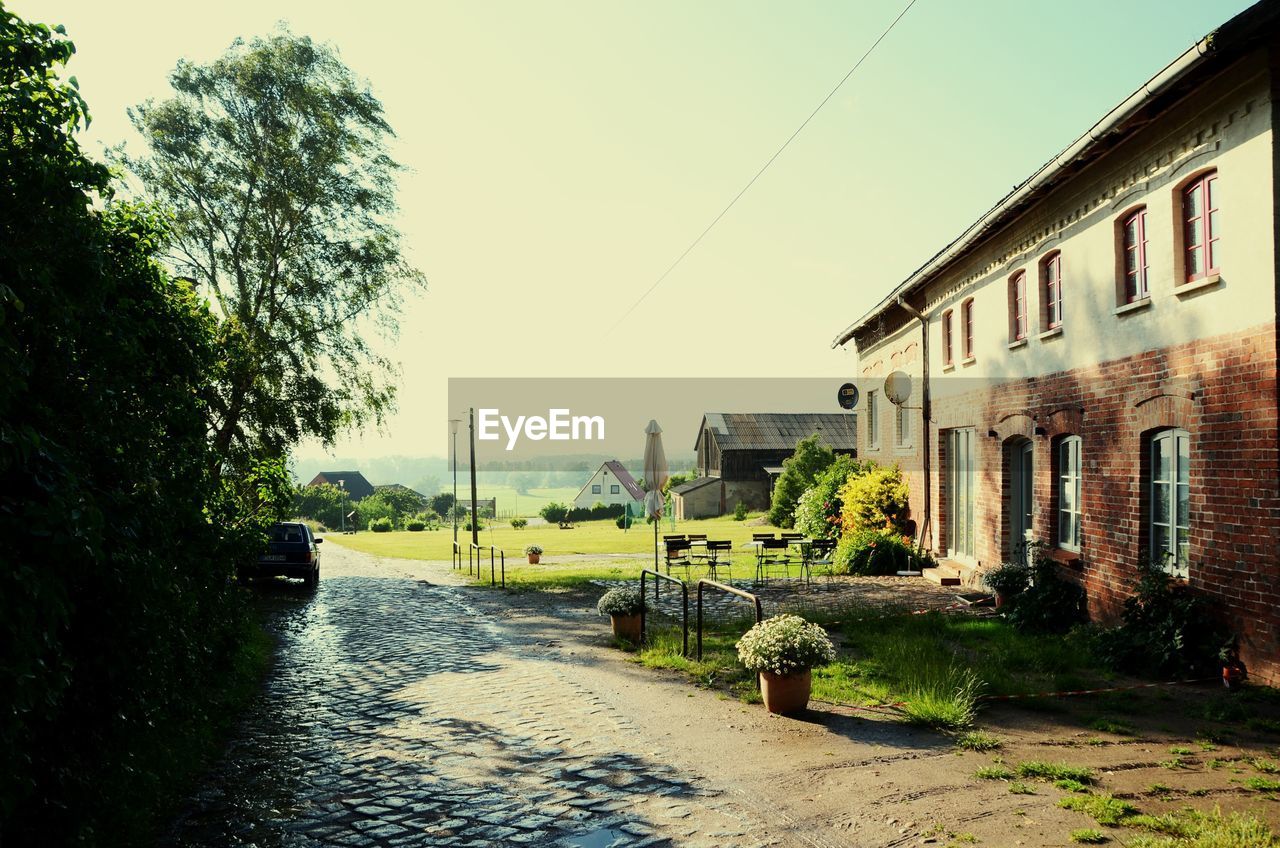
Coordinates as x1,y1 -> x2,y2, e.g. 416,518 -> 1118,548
270,524 -> 305,543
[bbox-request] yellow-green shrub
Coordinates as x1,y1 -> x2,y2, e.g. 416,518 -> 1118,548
838,464 -> 909,534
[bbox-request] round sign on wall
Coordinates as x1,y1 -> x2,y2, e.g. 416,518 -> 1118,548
837,382 -> 859,410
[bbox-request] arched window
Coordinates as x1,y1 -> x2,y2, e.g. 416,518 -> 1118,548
1149,428 -> 1190,576
1056,436 -> 1082,551
1121,207 -> 1149,303
1009,271 -> 1027,341
942,309 -> 954,366
1041,251 -> 1062,329
961,297 -> 975,360
1182,171 -> 1219,282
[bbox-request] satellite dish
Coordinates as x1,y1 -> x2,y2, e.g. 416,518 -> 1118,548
837,382 -> 859,410
884,371 -> 912,406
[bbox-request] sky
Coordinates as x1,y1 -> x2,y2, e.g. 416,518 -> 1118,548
20,0 -> 1256,465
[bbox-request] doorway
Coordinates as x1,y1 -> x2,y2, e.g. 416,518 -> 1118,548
1008,439 -> 1033,563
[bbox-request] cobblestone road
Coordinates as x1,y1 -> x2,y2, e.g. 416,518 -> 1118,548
168,546 -> 770,848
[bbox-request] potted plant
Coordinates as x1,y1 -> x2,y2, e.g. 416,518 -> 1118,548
1221,641 -> 1247,690
736,614 -> 836,715
525,544 -> 543,564
596,587 -> 644,643
983,560 -> 1030,609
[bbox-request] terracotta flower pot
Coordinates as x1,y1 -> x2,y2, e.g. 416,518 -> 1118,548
610,612 -> 642,644
760,669 -> 813,715
527,553 -> 540,564
994,590 -> 1008,609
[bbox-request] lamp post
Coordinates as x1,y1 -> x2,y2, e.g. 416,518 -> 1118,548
468,407 -> 480,548
338,479 -> 346,534
449,418 -> 461,545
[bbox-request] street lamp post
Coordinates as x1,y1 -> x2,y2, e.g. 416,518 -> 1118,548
468,407 -> 479,548
449,418 -> 461,545
338,478 -> 346,534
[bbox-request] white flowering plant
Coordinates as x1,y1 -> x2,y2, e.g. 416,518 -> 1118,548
524,544 -> 543,556
596,586 -> 643,617
735,614 -> 835,676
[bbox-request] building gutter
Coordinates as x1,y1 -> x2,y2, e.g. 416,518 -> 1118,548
895,297 -> 932,552
831,32 -> 1216,351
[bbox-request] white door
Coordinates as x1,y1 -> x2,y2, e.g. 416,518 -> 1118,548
946,429 -> 976,561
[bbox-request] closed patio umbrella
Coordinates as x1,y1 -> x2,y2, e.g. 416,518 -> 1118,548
643,419 -> 669,573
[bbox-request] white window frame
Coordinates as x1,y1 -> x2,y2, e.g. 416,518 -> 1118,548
895,403 -> 912,449
591,484 -> 601,495
610,484 -> 620,495
1149,428 -> 1190,577
867,390 -> 880,449
1057,436 -> 1082,552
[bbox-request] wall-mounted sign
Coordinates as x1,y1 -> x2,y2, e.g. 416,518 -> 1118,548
837,382 -> 859,410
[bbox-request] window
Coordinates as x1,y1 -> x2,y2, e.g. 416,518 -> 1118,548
867,390 -> 880,448
961,298 -> 974,359
1057,436 -> 1082,551
610,484 -> 620,494
1149,428 -> 1190,576
942,309 -> 954,365
1041,252 -> 1062,329
945,429 -> 977,560
1183,171 -> 1219,282
1008,272 -> 1027,341
895,403 -> 912,448
1122,208 -> 1149,303
591,484 -> 601,494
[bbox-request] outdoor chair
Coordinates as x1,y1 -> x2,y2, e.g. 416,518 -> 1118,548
751,532 -> 776,541
663,534 -> 687,545
664,540 -> 693,579
705,540 -> 733,582
686,533 -> 708,560
755,537 -> 796,584
804,538 -> 838,584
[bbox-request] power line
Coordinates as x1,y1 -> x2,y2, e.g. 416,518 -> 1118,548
609,0 -> 919,331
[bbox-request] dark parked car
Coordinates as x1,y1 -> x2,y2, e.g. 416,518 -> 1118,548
243,522 -> 322,586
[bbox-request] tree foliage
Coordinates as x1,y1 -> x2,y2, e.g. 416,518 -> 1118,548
767,434 -> 836,528
793,454 -> 869,539
1,9 -> 289,842
838,463 -> 910,534
120,28 -> 426,467
293,482 -> 346,529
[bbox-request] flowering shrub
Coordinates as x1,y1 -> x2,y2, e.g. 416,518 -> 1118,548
794,455 -> 866,539
524,544 -> 543,555
833,526 -> 930,575
838,463 -> 909,535
596,587 -> 643,617
736,614 -> 835,676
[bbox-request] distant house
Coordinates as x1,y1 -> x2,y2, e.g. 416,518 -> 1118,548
676,413 -> 857,518
572,460 -> 644,509
308,471 -> 375,502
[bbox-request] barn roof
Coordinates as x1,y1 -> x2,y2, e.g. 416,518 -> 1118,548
671,476 -> 720,496
308,471 -> 375,501
695,413 -> 857,452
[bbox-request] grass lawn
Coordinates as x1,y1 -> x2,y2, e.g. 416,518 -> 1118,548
464,485 -> 580,517
325,515 -> 786,562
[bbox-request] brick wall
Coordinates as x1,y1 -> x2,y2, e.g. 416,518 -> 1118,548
887,323 -> 1280,682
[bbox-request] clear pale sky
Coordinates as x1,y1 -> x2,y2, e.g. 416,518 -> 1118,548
20,0 -> 1255,462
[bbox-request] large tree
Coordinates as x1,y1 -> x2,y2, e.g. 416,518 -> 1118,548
122,30 -> 426,470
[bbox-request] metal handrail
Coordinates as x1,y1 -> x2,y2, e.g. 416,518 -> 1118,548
452,540 -> 462,571
701,578 -> 757,676
468,542 -> 504,587
640,570 -> 687,656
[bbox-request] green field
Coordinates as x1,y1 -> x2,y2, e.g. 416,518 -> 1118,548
325,514 -> 785,562
446,485 -> 580,517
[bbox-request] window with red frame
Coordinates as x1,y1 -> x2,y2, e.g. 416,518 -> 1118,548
1042,252 -> 1062,329
1123,208 -> 1149,302
942,309 -> 954,365
1183,172 -> 1219,282
961,298 -> 974,359
1009,271 -> 1027,341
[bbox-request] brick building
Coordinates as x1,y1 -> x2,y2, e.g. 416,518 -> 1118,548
832,1 -> 1280,681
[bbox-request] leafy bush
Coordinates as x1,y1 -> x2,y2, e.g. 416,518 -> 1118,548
834,526 -> 929,576
405,520 -> 426,532
736,615 -> 836,676
983,561 -> 1030,596
615,514 -> 628,529
732,501 -> 748,521
1092,559 -> 1230,677
838,463 -> 909,535
767,434 -> 835,528
463,519 -> 483,532
539,502 -> 569,523
794,454 -> 867,539
369,517 -> 393,533
510,517 -> 527,529
355,491 -> 398,529
1004,555 -> 1086,635
597,587 -> 643,617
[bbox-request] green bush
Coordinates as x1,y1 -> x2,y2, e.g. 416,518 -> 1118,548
794,454 -> 867,539
539,502 -> 569,524
834,526 -> 928,576
510,517 -> 528,529
405,520 -> 426,532
369,517 -> 394,533
767,434 -> 835,527
1092,559 -> 1229,676
732,501 -> 748,521
983,560 -> 1030,597
1005,554 -> 1086,634
838,463 -> 909,534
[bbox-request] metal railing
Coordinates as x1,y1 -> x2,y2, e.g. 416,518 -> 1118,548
640,569 -> 687,656
468,542 -> 505,587
452,540 -> 462,571
696,581 -> 762,696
